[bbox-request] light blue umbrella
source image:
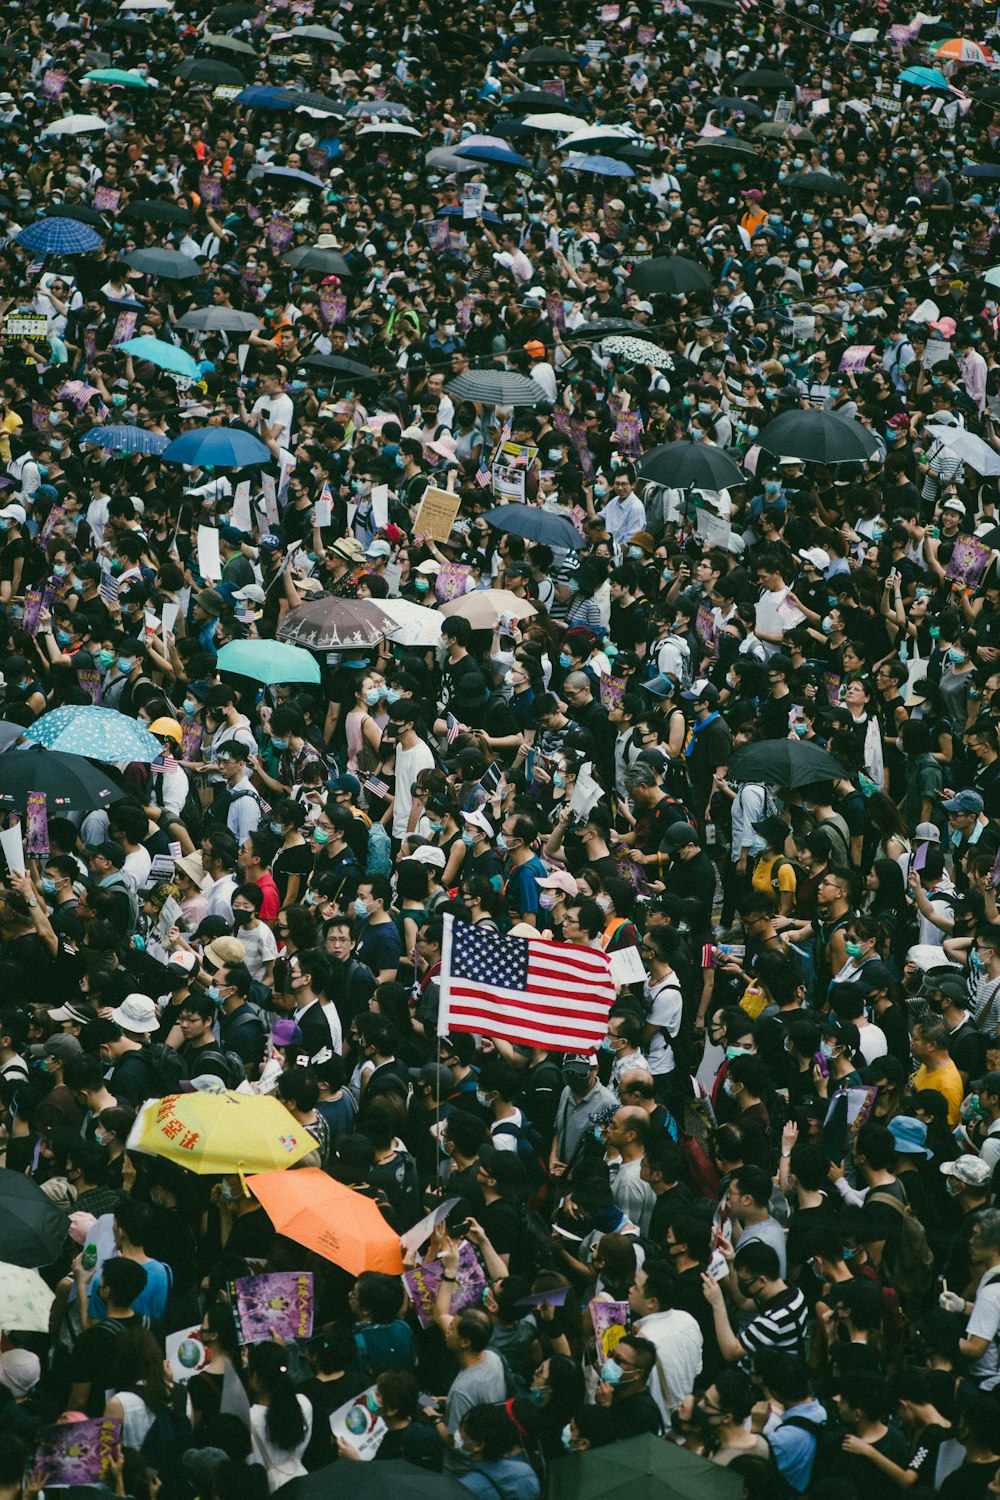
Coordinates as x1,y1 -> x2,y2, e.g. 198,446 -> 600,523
216,639 -> 321,686
21,705 -> 165,763
563,153 -> 635,177
118,337 -> 200,378
899,65 -> 951,89
162,427 -> 271,467
81,425 -> 170,455
17,218 -> 104,254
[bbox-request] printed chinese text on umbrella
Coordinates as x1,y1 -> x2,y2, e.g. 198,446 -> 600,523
248,1168 -> 403,1274
277,598 -> 395,651
126,1091 -> 316,1176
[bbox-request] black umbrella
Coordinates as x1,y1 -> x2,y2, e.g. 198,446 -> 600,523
736,69 -> 796,90
629,255 -> 713,296
297,353 -> 378,381
520,45 -> 579,65
0,1168 -> 68,1268
121,200 -> 195,226
506,89 -> 589,116
638,441 -> 744,490
702,95 -> 766,118
481,503 -> 586,550
757,409 -> 879,464
123,248 -> 203,280
691,0 -> 738,10
728,739 -> 847,789
570,316 -> 645,340
975,85 -> 1000,103
0,721 -> 23,751
46,203 -> 109,228
3,745 -> 125,813
283,246 -> 353,277
690,137 -> 761,162
784,170 -> 850,195
212,1 -> 259,21
177,58 -> 246,85
284,1462 -> 471,1500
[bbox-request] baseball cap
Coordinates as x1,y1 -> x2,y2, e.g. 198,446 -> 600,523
942,498 -> 966,514
329,773 -> 362,798
87,839 -> 126,868
446,748 -> 487,776
942,789 -> 984,814
561,1052 -> 598,1077
0,504 -> 26,525
799,547 -> 831,571
536,870 -> 579,897
461,808 -> 495,838
478,1144 -> 528,1191
232,584 -> 266,604
46,1002 -> 96,1026
408,1062 -> 456,1092
664,822 -> 701,853
681,681 -> 720,706
914,822 -> 941,843
366,539 -> 391,558
919,971 -> 967,1004
165,951 -> 199,985
271,1018 -> 303,1049
856,961 -> 892,993
43,1033 -> 83,1063
941,1154 -> 991,1188
110,993 -> 158,1033
974,1071 -> 1000,1097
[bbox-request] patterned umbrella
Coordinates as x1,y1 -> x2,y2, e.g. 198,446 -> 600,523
118,337 -> 200,377
81,425 -> 170,455
377,599 -> 444,648
600,336 -> 675,370
446,371 -> 541,407
217,639 -> 321,686
0,1264 -> 55,1332
348,101 -> 413,118
22,705 -> 164,762
162,427 -> 270,467
277,599 -> 395,651
17,218 -> 104,254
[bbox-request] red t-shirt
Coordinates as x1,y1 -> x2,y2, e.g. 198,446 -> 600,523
256,871 -> 281,923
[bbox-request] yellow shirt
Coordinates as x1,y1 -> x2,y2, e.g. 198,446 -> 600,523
912,1060 -> 964,1126
0,410 -> 23,464
751,851 -> 797,902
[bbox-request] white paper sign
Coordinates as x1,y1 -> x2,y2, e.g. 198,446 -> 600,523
384,561 -> 403,595
197,524 -> 222,583
609,946 -> 648,987
0,823 -> 25,878
261,473 -> 279,526
165,1326 -> 211,1384
313,497 -> 333,528
232,481 -> 253,533
161,601 -> 179,640
400,1196 -> 461,1255
371,484 -> 390,530
329,1387 -> 387,1460
569,760 -> 604,821
694,505 -> 732,549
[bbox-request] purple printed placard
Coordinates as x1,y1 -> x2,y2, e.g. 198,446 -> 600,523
696,604 -> 717,655
541,78 -> 566,98
41,69 -> 67,98
31,402 -> 51,432
589,1299 -> 628,1360
403,1239 -> 486,1328
93,186 -> 121,214
599,673 -> 626,710
432,217 -> 452,251
112,311 -> 137,346
34,1418 -> 122,1486
199,175 -> 223,209
40,506 -> 65,548
77,668 -> 103,705
838,345 -> 875,373
26,791 -> 48,857
637,23 -> 656,45
266,217 -> 295,253
22,589 -> 43,637
230,1271 -> 314,1345
320,289 -> 347,327
306,148 -> 329,176
434,562 -> 472,603
180,719 -> 203,761
455,296 -> 475,334
83,328 -> 97,367
822,671 -> 843,708
615,410 -> 642,457
945,535 -> 993,590
546,293 -> 566,334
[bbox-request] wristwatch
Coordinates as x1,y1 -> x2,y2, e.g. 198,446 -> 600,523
27,899 -> 37,909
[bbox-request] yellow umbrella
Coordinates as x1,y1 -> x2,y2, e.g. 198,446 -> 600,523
126,1091 -> 315,1176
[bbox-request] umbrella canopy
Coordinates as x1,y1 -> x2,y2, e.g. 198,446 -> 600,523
202,32 -> 258,53
439,589 -> 537,630
520,46 -> 579,65
283,246 -> 353,277
549,1432 -> 741,1500
753,122 -> 818,142
690,137 -> 761,161
176,307 -> 263,333
424,147 -> 480,174
40,114 -> 108,136
284,1462 -> 470,1500
735,69 -> 796,90
378,598 -> 444,648
930,37 -> 996,63
454,142 -> 530,168
728,738 -> 847,789
0,1168 -> 68,1268
629,255 -> 713,296
522,111 -> 590,133
569,316 -> 644,340
277,598 -> 396,651
127,1091 -> 315,1175
216,639 -> 322,686
506,89 -> 589,115
83,66 -> 151,86
446,370 -> 541,407
248,1168 -> 403,1274
563,153 -> 635,177
601,335 -> 675,369
123,248 -> 204,280
557,125 -> 637,151
0,1264 -> 55,1332
757,409 -> 878,464
81,425 -> 169,456
45,203 -> 109,228
899,65 -> 951,89
118,337 -> 200,378
783,170 -> 851,195
21,705 -> 165,763
17,218 -> 103,254
482,503 -> 585,551
120,200 -> 195,225
704,95 -> 766,118
236,84 -> 301,110
278,24 -> 345,41
0,721 -> 24,751
176,57 -> 246,84
637,441 -> 744,489
260,166 -> 328,190
437,206 -> 504,226
296,353 -> 377,381
162,427 -> 271,467
3,745 -> 125,813
927,425 -> 1000,476
975,85 -> 1000,103
960,163 -> 1000,178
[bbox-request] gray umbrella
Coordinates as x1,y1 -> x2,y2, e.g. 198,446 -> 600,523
124,248 -> 203,280
282,246 -> 353,277
176,308 -> 264,333
446,371 -> 541,406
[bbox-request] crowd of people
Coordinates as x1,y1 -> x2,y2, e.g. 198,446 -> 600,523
4,0 -> 1000,1497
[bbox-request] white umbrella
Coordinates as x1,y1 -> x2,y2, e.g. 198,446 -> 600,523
850,26 -> 879,41
520,112 -> 590,133
40,114 -> 109,136
556,125 -> 637,150
927,424 -> 1000,476
119,0 -> 174,8
357,121 -> 423,137
985,264 -> 1000,289
378,598 -> 444,648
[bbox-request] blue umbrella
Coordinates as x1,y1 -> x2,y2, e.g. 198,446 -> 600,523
162,427 -> 271,467
21,705 -> 164,763
17,218 -> 104,254
216,639 -> 320,687
563,153 -> 635,177
235,84 -> 300,109
118,337 -> 200,378
481,503 -> 585,551
899,65 -> 951,89
960,163 -> 1000,178
437,205 -> 505,226
81,425 -> 170,455
454,143 -> 531,169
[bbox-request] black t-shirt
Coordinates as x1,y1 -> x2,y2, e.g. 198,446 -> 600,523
70,1315 -> 144,1414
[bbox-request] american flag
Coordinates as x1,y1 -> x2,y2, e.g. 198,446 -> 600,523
500,419 -> 512,443
446,712 -> 460,745
438,915 -> 616,1052
151,751 -> 178,774
475,462 -> 492,489
362,774 -> 390,799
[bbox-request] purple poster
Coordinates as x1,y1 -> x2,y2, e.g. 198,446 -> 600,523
320,289 -> 347,327
230,1271 -> 314,1345
546,293 -> 566,334
93,186 -> 121,213
31,402 -> 51,432
306,148 -> 329,176
40,506 -> 65,548
34,1418 -> 121,1486
22,589 -> 43,636
180,720 -> 203,761
266,217 -> 295,253
945,535 -> 992,590
403,1240 -> 486,1329
434,563 -> 472,603
615,411 -> 643,458
199,176 -> 223,209
112,311 -> 137,346
696,605 -> 717,655
822,671 -> 843,708
599,673 -> 626,710
589,1298 -> 629,1360
26,791 -> 49,857
41,69 -> 67,98
77,669 -> 103,706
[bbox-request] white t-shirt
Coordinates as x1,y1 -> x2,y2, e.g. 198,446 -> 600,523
754,586 -> 791,660
966,1268 -> 1000,1388
252,391 -> 294,448
392,737 -> 436,839
644,975 -> 683,1076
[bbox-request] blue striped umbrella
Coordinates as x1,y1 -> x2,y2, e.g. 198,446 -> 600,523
81,426 -> 170,455
162,426 -> 271,467
21,705 -> 165,763
17,218 -> 104,254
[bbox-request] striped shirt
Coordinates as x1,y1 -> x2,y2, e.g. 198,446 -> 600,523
741,1286 -> 809,1357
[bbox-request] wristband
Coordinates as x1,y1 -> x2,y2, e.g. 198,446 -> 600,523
441,1274 -> 458,1283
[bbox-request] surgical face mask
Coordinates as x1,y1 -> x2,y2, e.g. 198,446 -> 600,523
365,688 -> 381,705
182,698 -> 197,717
117,658 -> 134,674
561,1423 -> 574,1453
41,877 -> 57,895
792,723 -> 808,737
845,940 -> 863,959
947,647 -> 965,665
56,629 -> 71,647
461,831 -> 477,847
270,821 -> 284,837
206,985 -> 222,1003
98,650 -> 114,669
723,1077 -> 739,1097
475,1087 -> 492,1107
598,1357 -> 623,1387
496,833 -> 511,853
627,545 -> 644,560
312,828 -> 330,846
764,480 -> 781,495
595,894 -> 612,913
353,897 -> 370,920
539,891 -> 558,909
414,578 -> 430,594
553,772 -> 566,790
559,652 -> 573,670
819,1040 -> 835,1059
821,615 -> 833,634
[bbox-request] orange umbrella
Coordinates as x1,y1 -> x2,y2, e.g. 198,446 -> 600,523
247,1168 -> 403,1276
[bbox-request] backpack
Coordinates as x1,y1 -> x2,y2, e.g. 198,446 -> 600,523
768,856 -> 799,901
208,783 -> 265,833
867,1187 -> 934,1301
774,1413 -> 830,1498
366,819 -> 392,877
513,1202 -> 559,1274
140,1390 -> 193,1494
144,1042 -> 189,1098
193,1046 -> 248,1090
492,1116 -> 550,1209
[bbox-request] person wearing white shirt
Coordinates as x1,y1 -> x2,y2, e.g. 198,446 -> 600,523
601,471 -> 646,547
753,554 -> 794,662
629,1263 -> 703,1416
249,372 -> 294,449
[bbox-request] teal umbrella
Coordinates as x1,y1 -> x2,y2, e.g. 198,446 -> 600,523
898,65 -> 950,89
550,1435 -> 741,1500
216,639 -> 321,686
118,336 -> 200,378
83,67 -> 153,87
21,705 -> 165,762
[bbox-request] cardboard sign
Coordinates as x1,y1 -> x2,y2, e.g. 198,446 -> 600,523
412,486 -> 461,543
5,313 -> 48,338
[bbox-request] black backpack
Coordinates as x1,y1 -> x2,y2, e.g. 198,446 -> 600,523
192,1046 -> 248,1090
144,1043 -> 189,1098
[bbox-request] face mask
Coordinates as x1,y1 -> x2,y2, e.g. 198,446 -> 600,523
365,688 -> 381,706
723,1077 -> 739,1098
98,650 -> 114,669
627,546 -> 644,560
595,894 -> 612,914
726,1045 -> 749,1060
272,737 -> 289,751
206,985 -> 222,1003
414,578 -> 430,594
599,1358 -> 623,1387
559,652 -> 573,670
594,484 -> 607,500
182,698 -> 197,717
821,615 -> 833,634
475,1087 -> 492,1107
53,563 -> 69,578
553,772 -> 566,790
462,831 -> 477,847
56,629 -> 71,647
117,658 -> 133,674
819,1041 -> 835,1059
792,723 -> 808,737
538,890 -> 558,909
312,829 -> 330,846
232,909 -> 253,928
601,1037 -> 619,1053
496,833 -> 510,853
764,480 -> 781,495
41,877 -> 57,895
561,1423 -> 574,1453
947,647 -> 965,665
845,940 -> 863,959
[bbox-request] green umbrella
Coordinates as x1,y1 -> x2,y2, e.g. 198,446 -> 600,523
550,1434 -> 742,1500
83,67 -> 153,87
216,639 -> 321,687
